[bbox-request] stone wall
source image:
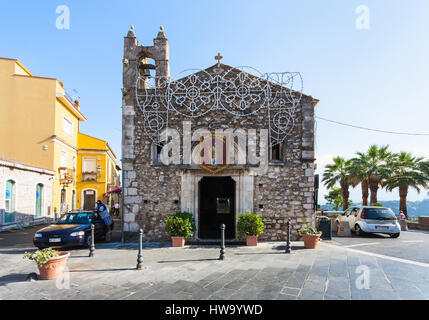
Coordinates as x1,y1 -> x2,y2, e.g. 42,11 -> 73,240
121,27 -> 318,241
122,90 -> 317,241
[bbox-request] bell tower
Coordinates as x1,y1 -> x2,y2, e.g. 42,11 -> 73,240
122,26 -> 170,91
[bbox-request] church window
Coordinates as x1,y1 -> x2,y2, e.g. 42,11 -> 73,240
270,144 -> 283,162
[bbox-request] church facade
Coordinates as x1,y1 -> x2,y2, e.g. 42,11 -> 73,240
121,27 -> 319,241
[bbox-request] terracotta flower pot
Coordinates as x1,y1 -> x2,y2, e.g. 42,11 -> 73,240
37,252 -> 70,280
246,235 -> 258,246
171,236 -> 185,247
301,234 -> 321,249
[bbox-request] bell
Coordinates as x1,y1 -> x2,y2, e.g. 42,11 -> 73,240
144,69 -> 151,77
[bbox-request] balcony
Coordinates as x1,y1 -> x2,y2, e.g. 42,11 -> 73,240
58,167 -> 74,185
82,171 -> 97,182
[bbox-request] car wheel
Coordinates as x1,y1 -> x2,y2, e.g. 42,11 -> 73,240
355,224 -> 364,236
390,233 -> 400,238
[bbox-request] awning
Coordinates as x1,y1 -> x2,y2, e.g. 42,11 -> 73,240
107,186 -> 122,194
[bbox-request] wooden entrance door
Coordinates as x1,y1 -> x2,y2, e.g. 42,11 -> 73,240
83,190 -> 96,210
199,176 -> 235,239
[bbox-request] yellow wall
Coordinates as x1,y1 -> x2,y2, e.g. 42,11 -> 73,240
0,58 -> 119,215
76,133 -> 120,209
0,58 -> 86,215
0,59 -> 56,170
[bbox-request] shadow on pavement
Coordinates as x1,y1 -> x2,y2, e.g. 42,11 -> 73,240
0,273 -> 31,286
158,258 -> 220,263
69,268 -> 136,273
233,245 -> 306,255
0,248 -> 30,255
332,232 -> 391,240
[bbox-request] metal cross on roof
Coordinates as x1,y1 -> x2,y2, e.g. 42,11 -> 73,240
214,52 -> 223,67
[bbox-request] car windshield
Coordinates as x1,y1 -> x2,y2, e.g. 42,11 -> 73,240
363,208 -> 396,220
57,212 -> 94,225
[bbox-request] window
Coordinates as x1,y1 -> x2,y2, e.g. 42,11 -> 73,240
63,117 -> 73,136
270,144 -> 282,162
154,142 -> 165,163
60,150 -> 68,168
35,184 -> 43,217
83,158 -> 97,173
157,144 -> 163,162
82,158 -> 97,182
61,188 -> 66,204
71,190 -> 76,210
216,197 -> 231,214
5,180 -> 16,223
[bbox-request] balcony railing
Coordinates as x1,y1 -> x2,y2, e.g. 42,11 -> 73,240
58,167 -> 74,185
82,172 -> 97,182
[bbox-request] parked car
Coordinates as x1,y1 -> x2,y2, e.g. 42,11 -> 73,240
336,206 -> 400,238
33,210 -> 113,249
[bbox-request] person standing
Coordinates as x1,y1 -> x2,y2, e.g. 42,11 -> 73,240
95,200 -> 112,241
114,202 -> 120,217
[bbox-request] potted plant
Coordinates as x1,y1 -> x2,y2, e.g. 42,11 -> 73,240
237,212 -> 265,246
298,226 -> 322,249
164,211 -> 195,247
23,248 -> 70,280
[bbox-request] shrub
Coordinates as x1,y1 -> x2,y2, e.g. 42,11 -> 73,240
371,202 -> 383,207
165,215 -> 194,239
23,248 -> 59,266
298,226 -> 322,235
173,211 -> 196,233
237,212 -> 265,239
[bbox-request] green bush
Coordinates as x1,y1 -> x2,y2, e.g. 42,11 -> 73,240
173,211 -> 196,233
164,214 -> 195,239
23,248 -> 58,266
237,212 -> 265,239
298,226 -> 322,235
327,213 -> 340,217
371,202 -> 384,207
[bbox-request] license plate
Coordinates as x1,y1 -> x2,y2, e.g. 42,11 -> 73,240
375,226 -> 388,230
49,238 -> 61,243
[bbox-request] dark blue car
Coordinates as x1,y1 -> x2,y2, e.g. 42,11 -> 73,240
33,211 -> 112,249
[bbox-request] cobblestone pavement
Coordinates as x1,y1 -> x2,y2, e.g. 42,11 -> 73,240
1,231 -> 429,300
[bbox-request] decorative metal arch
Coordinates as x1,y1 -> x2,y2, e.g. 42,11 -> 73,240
136,66 -> 303,148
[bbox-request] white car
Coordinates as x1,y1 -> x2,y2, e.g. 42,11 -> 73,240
336,206 -> 401,238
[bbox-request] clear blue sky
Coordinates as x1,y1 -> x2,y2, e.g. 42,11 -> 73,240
1,0 -> 429,203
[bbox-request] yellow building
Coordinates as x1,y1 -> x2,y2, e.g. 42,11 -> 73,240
0,57 -> 88,218
76,132 -> 121,211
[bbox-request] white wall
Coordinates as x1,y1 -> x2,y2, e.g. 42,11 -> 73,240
0,160 -> 54,225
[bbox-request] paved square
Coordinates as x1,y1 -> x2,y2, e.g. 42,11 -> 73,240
1,230 -> 429,300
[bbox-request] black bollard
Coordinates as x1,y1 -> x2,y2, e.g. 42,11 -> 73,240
219,224 -> 225,260
137,229 -> 143,270
89,224 -> 95,257
285,219 -> 291,254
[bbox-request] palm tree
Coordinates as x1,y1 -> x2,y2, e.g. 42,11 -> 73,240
384,152 -> 429,217
322,157 -> 355,211
349,154 -> 370,205
360,145 -> 392,205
